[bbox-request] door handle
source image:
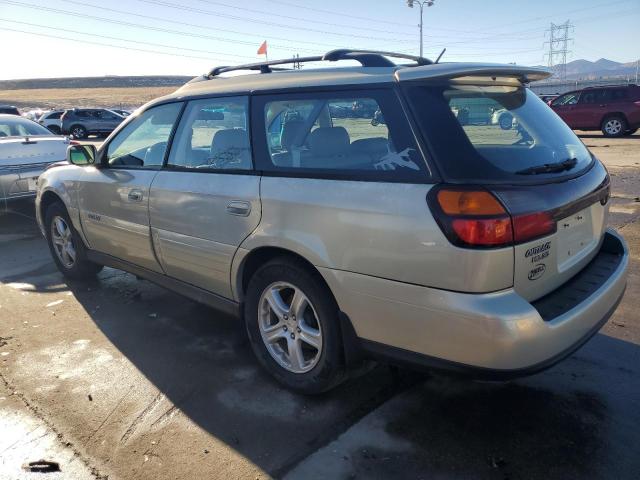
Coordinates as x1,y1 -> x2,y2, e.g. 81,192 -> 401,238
128,190 -> 143,202
226,200 -> 251,216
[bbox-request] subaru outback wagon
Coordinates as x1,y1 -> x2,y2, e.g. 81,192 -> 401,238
36,50 -> 628,393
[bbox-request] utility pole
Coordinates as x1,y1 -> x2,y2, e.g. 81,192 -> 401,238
544,21 -> 573,80
406,0 -> 435,58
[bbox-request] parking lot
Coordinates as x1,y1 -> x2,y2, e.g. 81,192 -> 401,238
1,132 -> 639,479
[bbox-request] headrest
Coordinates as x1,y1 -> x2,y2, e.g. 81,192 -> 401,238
308,127 -> 349,156
350,137 -> 389,154
211,128 -> 248,154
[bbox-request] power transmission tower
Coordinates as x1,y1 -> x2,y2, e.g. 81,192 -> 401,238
544,21 -> 573,80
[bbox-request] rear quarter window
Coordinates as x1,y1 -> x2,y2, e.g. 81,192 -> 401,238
252,88 -> 431,182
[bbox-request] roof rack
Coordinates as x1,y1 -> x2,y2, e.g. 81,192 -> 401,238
207,48 -> 432,78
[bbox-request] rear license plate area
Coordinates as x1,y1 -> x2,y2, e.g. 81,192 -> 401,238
557,206 -> 597,271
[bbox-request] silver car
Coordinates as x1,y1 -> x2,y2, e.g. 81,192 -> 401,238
35,50 -> 628,393
1,114 -> 69,205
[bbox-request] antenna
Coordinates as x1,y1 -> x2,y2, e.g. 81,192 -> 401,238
435,48 -> 446,64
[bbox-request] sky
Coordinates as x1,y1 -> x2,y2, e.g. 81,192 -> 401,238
0,0 -> 638,80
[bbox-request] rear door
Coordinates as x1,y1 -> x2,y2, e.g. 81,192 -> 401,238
78,102 -> 183,272
148,96 -> 260,299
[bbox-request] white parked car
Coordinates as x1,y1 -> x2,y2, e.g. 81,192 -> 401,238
38,110 -> 65,134
0,114 -> 70,203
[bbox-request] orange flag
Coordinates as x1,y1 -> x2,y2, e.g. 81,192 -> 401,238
257,40 -> 267,56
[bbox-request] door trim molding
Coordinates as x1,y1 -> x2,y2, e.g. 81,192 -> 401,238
86,250 -> 240,318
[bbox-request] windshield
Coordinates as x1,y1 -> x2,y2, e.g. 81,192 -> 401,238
0,116 -> 54,138
406,83 -> 593,183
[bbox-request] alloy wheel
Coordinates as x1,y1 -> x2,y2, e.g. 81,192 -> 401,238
51,216 -> 76,268
258,281 -> 323,373
605,119 -> 623,135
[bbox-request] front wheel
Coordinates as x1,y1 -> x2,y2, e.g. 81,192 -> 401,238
45,202 -> 102,280
244,258 -> 345,394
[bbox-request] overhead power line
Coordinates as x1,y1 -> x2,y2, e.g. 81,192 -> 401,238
265,0 -> 410,26
0,26 -> 221,62
134,0 -> 416,41
0,19 -> 256,60
49,0 -> 345,50
190,0 -> 413,36
0,0 -> 328,53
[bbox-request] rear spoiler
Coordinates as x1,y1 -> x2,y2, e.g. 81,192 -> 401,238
395,63 -> 551,84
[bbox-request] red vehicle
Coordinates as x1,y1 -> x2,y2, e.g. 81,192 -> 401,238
549,84 -> 640,137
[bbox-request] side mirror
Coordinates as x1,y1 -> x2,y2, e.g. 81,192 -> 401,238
67,144 -> 96,165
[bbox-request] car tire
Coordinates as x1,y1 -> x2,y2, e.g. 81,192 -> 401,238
47,125 -> 61,134
244,257 -> 345,394
70,125 -> 87,139
499,113 -> 513,130
45,202 -> 102,280
601,115 -> 627,137
624,127 -> 638,136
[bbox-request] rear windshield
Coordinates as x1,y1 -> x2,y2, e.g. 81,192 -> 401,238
0,117 -> 53,137
406,83 -> 593,183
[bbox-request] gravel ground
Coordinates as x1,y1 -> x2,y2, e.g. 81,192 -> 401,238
0,132 -> 638,480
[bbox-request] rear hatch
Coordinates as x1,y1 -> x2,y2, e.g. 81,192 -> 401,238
404,76 -> 609,301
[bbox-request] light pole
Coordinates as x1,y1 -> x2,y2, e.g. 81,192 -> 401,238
406,0 -> 435,58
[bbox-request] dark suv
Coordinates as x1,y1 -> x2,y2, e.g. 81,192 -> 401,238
60,108 -> 125,139
549,84 -> 640,137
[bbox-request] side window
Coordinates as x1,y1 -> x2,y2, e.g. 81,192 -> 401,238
580,91 -> 598,104
106,102 -> 182,169
259,90 -> 425,178
553,92 -> 580,106
611,89 -> 628,101
168,96 -> 251,170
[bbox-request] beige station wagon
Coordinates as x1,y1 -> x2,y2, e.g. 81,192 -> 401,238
36,50 -> 628,393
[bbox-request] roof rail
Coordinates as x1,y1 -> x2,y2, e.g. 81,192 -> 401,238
583,83 -> 637,89
207,48 -> 432,78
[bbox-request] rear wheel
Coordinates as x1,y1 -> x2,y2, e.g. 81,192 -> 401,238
244,258 -> 345,394
70,124 -> 87,139
601,115 -> 627,137
45,202 -> 102,280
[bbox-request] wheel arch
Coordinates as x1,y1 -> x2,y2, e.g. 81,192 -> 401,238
600,111 -> 628,126
235,246 -> 332,303
39,190 -> 64,222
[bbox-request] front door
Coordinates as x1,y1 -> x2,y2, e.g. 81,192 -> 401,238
551,91 -> 582,128
148,96 -> 260,299
78,102 -> 183,272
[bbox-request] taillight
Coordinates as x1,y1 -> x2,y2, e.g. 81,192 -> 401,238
429,187 -> 556,248
512,211 -> 555,242
451,217 -> 513,246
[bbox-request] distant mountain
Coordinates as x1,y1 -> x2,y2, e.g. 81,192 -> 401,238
562,58 -> 638,80
0,75 -> 194,90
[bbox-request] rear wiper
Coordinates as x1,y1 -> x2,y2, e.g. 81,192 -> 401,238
515,157 -> 578,175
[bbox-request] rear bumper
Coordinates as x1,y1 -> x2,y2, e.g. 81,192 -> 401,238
322,229 -> 628,378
